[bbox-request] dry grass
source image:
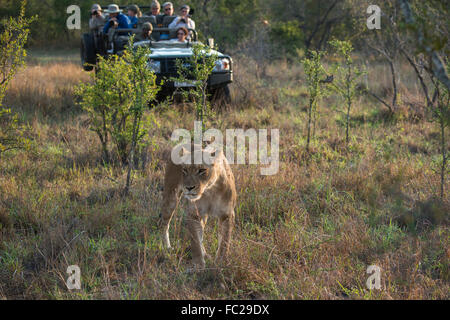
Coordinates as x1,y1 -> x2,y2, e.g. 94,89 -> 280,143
0,50 -> 448,300
4,55 -> 89,118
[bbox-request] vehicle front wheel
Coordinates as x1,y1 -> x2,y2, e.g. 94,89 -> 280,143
81,33 -> 96,72
209,85 -> 231,106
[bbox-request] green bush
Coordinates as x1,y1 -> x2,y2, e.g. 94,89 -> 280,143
75,39 -> 159,168
0,0 -> 35,158
270,21 -> 304,58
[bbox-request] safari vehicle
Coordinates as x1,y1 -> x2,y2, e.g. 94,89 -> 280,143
80,6 -> 233,103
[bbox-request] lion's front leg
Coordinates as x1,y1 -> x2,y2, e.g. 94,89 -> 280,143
216,209 -> 235,264
161,185 -> 182,250
160,161 -> 183,249
186,204 -> 207,269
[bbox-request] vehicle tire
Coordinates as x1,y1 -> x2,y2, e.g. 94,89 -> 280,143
209,85 -> 231,106
81,33 -> 96,72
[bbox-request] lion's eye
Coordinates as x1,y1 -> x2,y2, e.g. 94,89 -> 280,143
198,169 -> 207,175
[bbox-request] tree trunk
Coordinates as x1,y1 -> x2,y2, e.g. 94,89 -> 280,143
116,139 -> 129,166
346,98 -> 351,144
101,110 -> 110,163
102,142 -> 110,163
96,131 -> 110,163
125,112 -> 141,196
398,0 -> 450,91
388,59 -> 398,110
440,111 -> 446,200
200,84 -> 208,133
307,98 -> 313,152
346,64 -> 351,144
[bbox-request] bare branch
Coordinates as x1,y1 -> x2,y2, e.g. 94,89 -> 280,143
400,47 -> 432,107
398,0 -> 450,90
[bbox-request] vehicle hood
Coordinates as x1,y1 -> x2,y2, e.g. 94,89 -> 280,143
148,47 -> 227,59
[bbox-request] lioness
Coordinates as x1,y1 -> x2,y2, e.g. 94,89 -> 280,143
161,144 -> 237,268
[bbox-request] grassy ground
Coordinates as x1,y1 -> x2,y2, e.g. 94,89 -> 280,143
0,50 -> 448,300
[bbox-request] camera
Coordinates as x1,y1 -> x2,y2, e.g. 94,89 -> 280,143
92,10 -> 99,16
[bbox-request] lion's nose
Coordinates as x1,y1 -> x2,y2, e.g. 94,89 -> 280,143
186,186 -> 196,192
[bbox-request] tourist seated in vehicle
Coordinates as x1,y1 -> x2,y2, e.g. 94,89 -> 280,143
103,4 -> 132,34
158,2 -> 175,40
162,2 -> 174,17
147,1 -> 161,17
89,4 -> 106,33
168,5 -> 196,30
127,4 -> 142,28
170,27 -> 189,43
135,22 -> 154,42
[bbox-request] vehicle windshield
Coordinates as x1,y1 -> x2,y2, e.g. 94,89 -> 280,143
134,40 -> 204,49
152,41 -> 193,48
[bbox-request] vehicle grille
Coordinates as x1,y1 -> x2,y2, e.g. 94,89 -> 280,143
157,58 -> 189,75
166,59 -> 179,73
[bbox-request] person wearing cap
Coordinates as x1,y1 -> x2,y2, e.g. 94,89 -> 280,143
168,5 -> 195,30
127,5 -> 142,28
135,22 -> 154,42
89,4 -> 106,32
103,4 -> 132,34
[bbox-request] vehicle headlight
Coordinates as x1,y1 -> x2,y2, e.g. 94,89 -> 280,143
213,58 -> 230,72
148,60 -> 161,74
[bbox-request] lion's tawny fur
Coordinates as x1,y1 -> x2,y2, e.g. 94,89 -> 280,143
161,145 -> 237,268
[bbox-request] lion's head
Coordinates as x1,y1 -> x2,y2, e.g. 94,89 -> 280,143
174,144 -> 222,201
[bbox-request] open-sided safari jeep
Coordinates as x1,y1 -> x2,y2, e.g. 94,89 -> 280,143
81,6 -> 233,103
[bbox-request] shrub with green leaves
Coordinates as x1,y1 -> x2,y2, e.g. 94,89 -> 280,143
0,0 -> 36,158
270,21 -> 304,58
301,50 -> 327,151
172,43 -> 218,131
75,39 -> 159,169
430,62 -> 449,199
328,39 -> 366,144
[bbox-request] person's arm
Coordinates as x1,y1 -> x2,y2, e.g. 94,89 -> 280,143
89,17 -> 95,30
131,16 -> 138,28
93,16 -> 106,29
117,14 -> 132,29
103,19 -> 111,34
168,17 -> 179,29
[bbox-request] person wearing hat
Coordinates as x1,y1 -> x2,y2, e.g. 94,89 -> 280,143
135,22 -> 154,42
168,5 -> 195,30
127,4 -> 142,28
103,4 -> 132,34
89,4 -> 106,32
